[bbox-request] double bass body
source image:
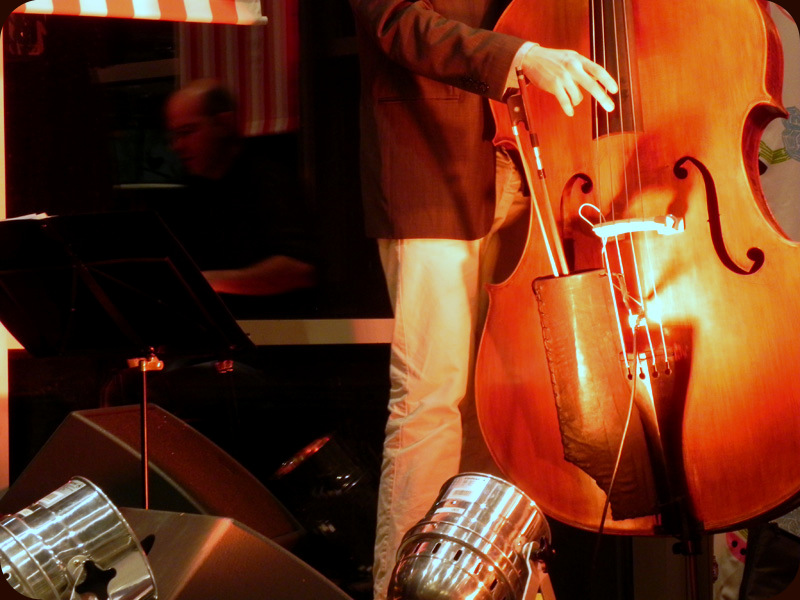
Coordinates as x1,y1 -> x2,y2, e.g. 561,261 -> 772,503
475,0 -> 800,535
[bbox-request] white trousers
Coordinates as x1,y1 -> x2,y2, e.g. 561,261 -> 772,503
372,148 -> 529,600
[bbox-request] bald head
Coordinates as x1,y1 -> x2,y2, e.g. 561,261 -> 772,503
165,79 -> 240,179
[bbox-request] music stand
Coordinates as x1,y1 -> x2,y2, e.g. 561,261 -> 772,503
0,210 -> 255,507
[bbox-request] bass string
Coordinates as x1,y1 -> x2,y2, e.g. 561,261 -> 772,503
592,0 -> 669,374
618,0 -> 672,372
623,0 -> 670,373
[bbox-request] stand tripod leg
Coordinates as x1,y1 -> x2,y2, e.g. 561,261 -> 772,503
538,570 -> 556,600
524,562 -> 557,600
680,537 -> 713,600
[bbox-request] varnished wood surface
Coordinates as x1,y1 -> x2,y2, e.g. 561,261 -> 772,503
476,0 -> 798,535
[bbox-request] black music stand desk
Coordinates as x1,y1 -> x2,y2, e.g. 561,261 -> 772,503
0,210 -> 255,507
0,211 -> 253,360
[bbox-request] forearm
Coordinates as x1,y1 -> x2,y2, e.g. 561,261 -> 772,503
203,255 -> 317,296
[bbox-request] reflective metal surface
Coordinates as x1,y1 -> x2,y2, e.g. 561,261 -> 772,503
389,473 -> 550,600
0,477 -> 156,600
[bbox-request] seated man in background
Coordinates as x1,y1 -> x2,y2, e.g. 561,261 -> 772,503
162,78 -> 318,313
103,79 -> 322,476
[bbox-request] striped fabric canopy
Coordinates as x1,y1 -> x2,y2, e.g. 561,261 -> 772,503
178,10 -> 300,135
10,0 -> 298,135
12,0 -> 267,24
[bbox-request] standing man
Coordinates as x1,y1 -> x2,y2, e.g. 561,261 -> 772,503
347,2 -> 618,599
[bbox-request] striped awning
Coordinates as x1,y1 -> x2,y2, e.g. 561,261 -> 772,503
178,0 -> 299,135
12,0 -> 267,24
8,0 -> 297,136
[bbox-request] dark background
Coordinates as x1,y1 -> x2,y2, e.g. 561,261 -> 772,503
0,1 -> 394,472
1,6 -> 395,597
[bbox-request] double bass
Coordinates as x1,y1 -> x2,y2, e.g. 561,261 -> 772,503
475,0 -> 800,538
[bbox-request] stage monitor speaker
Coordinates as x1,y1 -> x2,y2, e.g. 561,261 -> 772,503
0,404 -> 301,547
0,508 -> 352,600
120,508 -> 354,600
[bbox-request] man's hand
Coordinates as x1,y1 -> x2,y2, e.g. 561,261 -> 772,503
521,45 -> 619,117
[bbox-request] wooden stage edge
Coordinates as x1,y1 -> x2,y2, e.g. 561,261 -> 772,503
6,318 -> 395,349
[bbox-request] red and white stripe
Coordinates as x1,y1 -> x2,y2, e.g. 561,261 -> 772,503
13,0 -> 267,24
178,0 -> 300,135
13,0 -> 300,136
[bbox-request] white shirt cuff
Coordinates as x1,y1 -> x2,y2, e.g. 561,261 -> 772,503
504,41 -> 538,94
